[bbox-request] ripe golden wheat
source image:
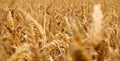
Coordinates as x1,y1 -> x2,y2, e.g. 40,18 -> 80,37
0,0 -> 120,61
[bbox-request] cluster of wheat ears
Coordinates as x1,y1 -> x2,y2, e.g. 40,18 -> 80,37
0,0 -> 120,61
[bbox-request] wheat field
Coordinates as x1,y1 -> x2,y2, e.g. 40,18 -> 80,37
0,0 -> 120,61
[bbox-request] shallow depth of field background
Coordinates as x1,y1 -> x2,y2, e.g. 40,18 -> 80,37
0,0 -> 120,61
